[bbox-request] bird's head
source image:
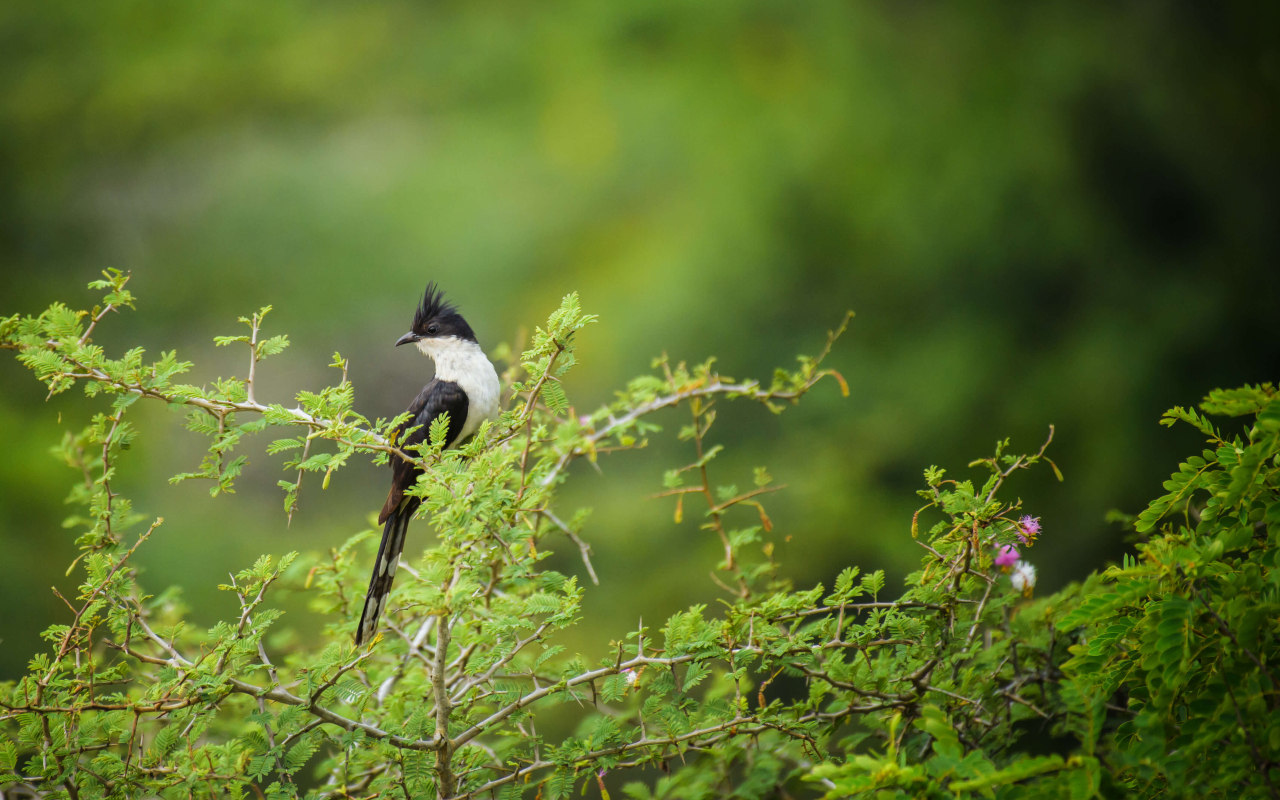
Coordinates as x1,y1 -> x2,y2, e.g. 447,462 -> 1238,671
395,283 -> 478,356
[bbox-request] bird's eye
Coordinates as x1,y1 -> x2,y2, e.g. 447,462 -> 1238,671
427,324 -> 438,335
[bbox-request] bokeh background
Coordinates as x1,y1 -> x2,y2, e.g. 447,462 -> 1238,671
2,1 -> 1278,680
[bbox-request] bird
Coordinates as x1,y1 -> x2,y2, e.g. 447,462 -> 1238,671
355,283 -> 501,646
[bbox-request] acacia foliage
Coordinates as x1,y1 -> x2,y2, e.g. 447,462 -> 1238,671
0,272 -> 1276,799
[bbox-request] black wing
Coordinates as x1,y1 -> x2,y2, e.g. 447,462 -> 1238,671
358,379 -> 468,645
378,378 -> 468,524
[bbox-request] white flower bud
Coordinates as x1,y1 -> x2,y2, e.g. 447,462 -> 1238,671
1010,561 -> 1037,596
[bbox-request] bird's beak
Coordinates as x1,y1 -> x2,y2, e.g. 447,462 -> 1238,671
395,332 -> 420,347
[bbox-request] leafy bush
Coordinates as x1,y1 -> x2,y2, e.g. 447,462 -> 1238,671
0,273 -> 1275,799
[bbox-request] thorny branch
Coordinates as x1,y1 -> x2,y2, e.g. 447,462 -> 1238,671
3,291 -> 1071,799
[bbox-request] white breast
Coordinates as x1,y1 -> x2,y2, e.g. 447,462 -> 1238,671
416,336 -> 501,446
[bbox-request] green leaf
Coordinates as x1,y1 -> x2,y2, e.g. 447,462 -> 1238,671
948,755 -> 1066,791
1200,385 -> 1273,417
860,570 -> 885,599
283,734 -> 319,775
429,414 -> 451,448
542,380 -> 569,415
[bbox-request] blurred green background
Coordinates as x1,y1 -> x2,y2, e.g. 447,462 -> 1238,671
2,1 -> 1278,679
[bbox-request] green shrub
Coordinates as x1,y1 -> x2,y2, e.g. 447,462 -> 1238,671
0,273 -> 1275,799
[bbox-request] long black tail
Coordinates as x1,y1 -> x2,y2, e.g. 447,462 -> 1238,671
356,503 -> 413,645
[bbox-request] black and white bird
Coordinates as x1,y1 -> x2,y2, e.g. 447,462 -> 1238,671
355,284 -> 501,646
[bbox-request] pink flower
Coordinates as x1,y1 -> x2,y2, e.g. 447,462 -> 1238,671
994,545 -> 1020,569
1017,515 -> 1042,544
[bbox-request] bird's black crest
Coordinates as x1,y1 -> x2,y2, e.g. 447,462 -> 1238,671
413,283 -> 457,330
411,283 -> 477,342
